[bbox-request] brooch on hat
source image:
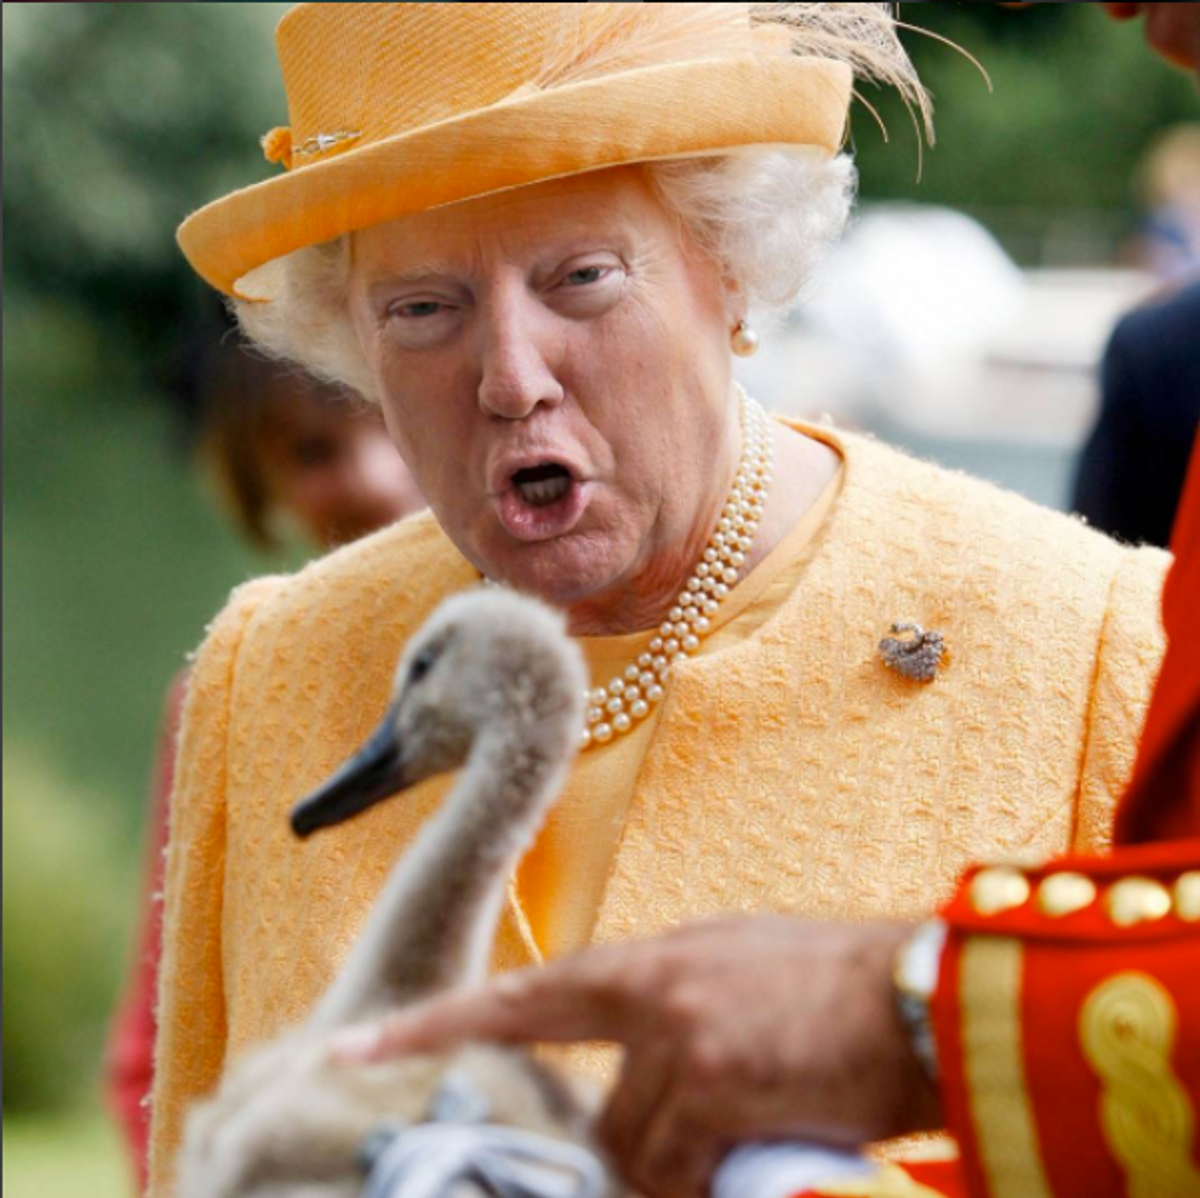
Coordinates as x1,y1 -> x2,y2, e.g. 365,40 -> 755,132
879,622 -> 946,683
261,126 -> 363,171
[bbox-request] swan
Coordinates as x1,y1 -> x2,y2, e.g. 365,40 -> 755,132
176,587 -> 613,1198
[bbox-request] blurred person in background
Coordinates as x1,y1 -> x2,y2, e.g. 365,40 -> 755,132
1073,275 -> 1200,548
187,314 -> 425,553
1073,114 -> 1200,550
104,310 -> 424,1194
1128,123 -> 1200,281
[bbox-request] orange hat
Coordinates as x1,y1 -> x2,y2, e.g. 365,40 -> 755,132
178,3 -> 917,299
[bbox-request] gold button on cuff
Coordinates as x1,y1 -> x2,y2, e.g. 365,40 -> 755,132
1105,876 -> 1172,927
1174,871 -> 1200,922
1037,871 -> 1097,918
969,867 -> 1031,916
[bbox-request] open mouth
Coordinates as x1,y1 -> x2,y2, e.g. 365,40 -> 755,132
511,463 -> 573,507
494,459 -> 589,542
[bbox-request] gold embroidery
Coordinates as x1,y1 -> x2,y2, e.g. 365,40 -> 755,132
959,937 -> 1053,1198
1079,972 -> 1200,1198
814,1162 -> 947,1197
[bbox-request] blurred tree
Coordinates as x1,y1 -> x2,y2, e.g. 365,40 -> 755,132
3,1 -> 295,848
3,746 -> 128,1112
5,3 -> 1197,348
3,2 -> 288,367
853,3 -> 1198,259
4,2 -> 1196,349
3,4 -> 295,1119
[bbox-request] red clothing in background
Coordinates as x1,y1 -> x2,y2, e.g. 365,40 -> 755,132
1116,429 -> 1200,844
105,671 -> 187,1194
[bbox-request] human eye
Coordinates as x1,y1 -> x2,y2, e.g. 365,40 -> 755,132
551,258 -> 625,315
562,265 -> 609,287
387,298 -> 448,320
291,435 -> 337,468
381,291 -> 464,348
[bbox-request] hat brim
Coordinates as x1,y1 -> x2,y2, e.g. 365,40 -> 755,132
178,54 -> 852,298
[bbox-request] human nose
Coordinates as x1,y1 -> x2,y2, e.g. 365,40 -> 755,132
475,290 -> 565,420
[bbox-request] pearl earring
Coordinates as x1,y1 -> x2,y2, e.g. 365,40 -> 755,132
731,319 -> 759,358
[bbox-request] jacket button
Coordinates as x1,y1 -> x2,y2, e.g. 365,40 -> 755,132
1037,871 -> 1097,918
969,867 -> 1031,916
1105,877 -> 1172,927
1174,871 -> 1200,922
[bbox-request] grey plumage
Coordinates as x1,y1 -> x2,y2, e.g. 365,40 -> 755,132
177,589 -> 608,1198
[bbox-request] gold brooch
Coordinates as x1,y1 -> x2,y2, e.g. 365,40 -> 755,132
879,622 -> 946,683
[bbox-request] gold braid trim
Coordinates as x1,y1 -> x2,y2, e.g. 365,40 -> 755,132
959,937 -> 1053,1198
1080,972 -> 1200,1198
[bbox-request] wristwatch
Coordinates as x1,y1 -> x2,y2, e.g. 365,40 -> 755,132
891,918 -> 947,1084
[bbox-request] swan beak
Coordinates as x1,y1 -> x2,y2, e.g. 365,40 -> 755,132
290,717 -> 407,838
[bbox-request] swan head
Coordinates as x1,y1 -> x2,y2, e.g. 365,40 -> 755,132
291,588 -> 587,837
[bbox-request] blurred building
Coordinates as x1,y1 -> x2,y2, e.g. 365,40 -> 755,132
736,203 -> 1157,510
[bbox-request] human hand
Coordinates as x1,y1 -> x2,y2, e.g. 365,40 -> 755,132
331,916 -> 942,1198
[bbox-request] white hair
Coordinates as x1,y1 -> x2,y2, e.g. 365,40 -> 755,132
233,148 -> 857,401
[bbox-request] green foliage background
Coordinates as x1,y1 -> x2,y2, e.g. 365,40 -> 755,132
3,1 -> 294,1139
2,3 -> 1196,1178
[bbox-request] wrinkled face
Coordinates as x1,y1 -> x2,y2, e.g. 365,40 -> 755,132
347,166 -> 739,610
256,391 -> 425,549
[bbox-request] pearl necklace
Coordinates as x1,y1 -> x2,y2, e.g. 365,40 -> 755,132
580,387 -> 773,750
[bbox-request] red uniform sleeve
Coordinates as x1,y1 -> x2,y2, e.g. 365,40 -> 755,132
1116,431 -> 1200,846
104,670 -> 189,1194
931,843 -> 1200,1198
784,845 -> 1200,1198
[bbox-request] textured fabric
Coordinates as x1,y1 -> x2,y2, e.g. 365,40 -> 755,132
521,463 -> 844,959
148,421 -> 1169,1196
802,845 -> 1200,1197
